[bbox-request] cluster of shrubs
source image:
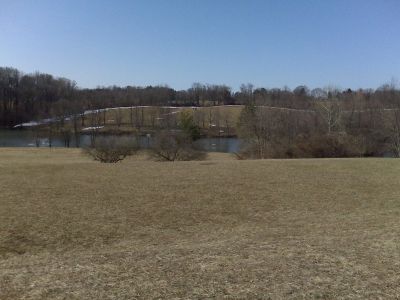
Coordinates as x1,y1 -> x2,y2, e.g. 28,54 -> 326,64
84,136 -> 139,163
150,130 -> 206,161
238,132 -> 385,159
84,112 -> 206,163
287,133 -> 363,158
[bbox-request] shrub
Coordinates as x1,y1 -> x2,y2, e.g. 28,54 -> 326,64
150,130 -> 207,161
84,136 -> 139,163
290,133 -> 358,158
236,142 -> 273,159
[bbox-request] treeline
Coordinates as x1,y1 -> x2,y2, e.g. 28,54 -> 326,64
1,66 -> 400,156
2,66 -> 399,128
237,90 -> 400,158
0,67 -> 77,127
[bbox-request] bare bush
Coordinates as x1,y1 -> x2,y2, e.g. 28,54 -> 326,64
150,131 -> 206,161
84,136 -> 139,163
388,108 -> 400,157
290,133 -> 360,158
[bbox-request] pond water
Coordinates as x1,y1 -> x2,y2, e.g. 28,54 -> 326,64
0,129 -> 240,153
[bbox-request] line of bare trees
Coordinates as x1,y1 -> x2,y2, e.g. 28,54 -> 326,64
1,66 -> 400,157
2,66 -> 399,127
238,84 -> 400,158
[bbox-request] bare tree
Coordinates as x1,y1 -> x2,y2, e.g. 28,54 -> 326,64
315,98 -> 342,134
193,108 -> 206,129
149,107 -> 159,128
60,128 -> 72,147
115,108 -> 123,128
130,106 -> 134,127
72,114 -> 81,147
88,110 -> 102,146
238,104 -> 277,158
388,107 -> 400,157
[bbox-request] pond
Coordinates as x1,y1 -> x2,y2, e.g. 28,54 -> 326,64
0,129 -> 240,153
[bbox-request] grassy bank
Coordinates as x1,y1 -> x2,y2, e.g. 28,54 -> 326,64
1,148 -> 399,299
79,105 -> 243,136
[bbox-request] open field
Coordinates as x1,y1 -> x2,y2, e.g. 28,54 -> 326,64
79,105 -> 243,136
1,148 -> 400,299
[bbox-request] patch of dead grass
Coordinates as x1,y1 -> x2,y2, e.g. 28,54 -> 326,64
1,149 -> 400,299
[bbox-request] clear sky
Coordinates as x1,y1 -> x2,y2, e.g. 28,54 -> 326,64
1,0 -> 399,90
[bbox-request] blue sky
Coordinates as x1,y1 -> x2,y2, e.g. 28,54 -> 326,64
1,0 -> 399,90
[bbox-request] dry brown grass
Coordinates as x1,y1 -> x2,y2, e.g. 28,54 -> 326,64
1,148 -> 400,299
85,105 -> 243,132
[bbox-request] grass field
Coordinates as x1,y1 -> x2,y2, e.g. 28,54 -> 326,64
1,148 -> 400,299
81,105 -> 243,135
